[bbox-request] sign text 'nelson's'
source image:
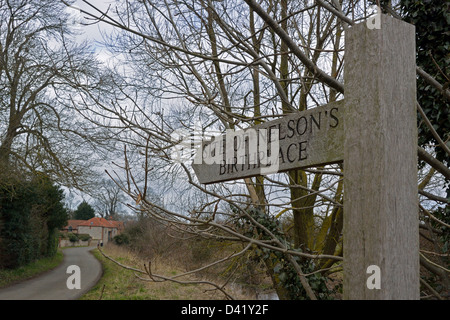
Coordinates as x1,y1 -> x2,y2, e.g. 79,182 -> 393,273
192,100 -> 344,184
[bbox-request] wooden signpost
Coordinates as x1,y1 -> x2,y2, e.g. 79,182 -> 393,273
192,101 -> 344,184
192,15 -> 419,300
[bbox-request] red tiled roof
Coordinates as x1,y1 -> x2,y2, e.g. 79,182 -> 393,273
66,217 -> 123,229
63,220 -> 86,230
78,217 -> 116,228
109,220 -> 124,230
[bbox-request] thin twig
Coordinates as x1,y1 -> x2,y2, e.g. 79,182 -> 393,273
420,204 -> 450,228
96,244 -> 235,299
419,252 -> 450,274
99,284 -> 106,300
417,101 -> 450,157
420,278 -> 444,300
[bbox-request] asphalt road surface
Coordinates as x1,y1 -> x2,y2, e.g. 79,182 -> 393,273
0,245 -> 102,300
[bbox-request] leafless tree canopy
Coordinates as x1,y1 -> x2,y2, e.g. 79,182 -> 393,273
2,0 -> 447,299
72,0 -> 449,300
0,0 -> 124,192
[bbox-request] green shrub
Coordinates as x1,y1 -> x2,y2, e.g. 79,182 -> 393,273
77,233 -> 92,241
68,233 -> 78,242
1,181 -> 40,268
0,174 -> 68,268
113,234 -> 130,245
58,232 -> 68,239
46,229 -> 60,257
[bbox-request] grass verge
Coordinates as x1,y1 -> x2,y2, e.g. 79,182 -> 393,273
80,247 -> 153,300
0,250 -> 64,288
80,244 -> 254,300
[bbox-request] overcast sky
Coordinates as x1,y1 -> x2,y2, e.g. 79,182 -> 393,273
66,0 -> 116,63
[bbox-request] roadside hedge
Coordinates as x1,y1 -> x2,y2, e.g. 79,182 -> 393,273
0,173 -> 68,269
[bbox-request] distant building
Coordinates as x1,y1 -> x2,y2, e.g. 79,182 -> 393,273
62,217 -> 124,245
61,220 -> 86,234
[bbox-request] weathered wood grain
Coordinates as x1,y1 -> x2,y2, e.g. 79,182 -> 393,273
192,101 -> 344,184
343,15 -> 419,299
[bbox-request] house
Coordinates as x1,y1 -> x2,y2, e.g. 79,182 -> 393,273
61,220 -> 86,234
62,217 -> 124,245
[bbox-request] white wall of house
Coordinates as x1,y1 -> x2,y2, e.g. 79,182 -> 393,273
78,225 -> 103,241
78,225 -> 119,245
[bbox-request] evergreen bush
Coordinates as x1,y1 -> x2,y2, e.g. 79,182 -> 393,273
0,174 -> 68,268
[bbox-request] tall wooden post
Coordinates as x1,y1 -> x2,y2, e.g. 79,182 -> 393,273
343,15 -> 419,299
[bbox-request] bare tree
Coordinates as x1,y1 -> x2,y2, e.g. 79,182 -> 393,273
72,0 -> 449,300
93,178 -> 126,218
0,0 -> 115,190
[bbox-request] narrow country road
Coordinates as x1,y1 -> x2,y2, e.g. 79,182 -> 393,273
0,245 -> 102,300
